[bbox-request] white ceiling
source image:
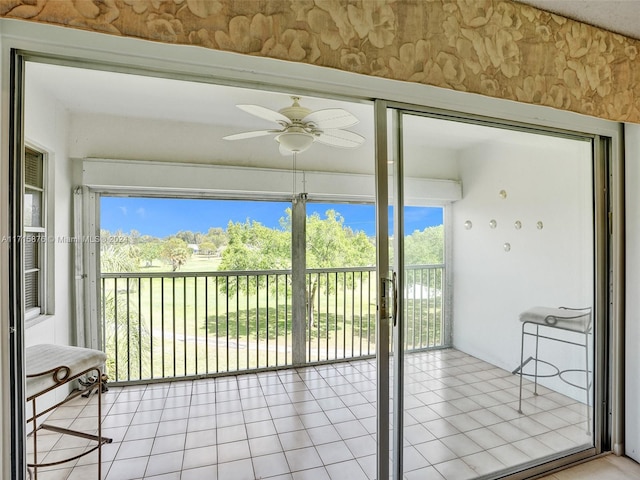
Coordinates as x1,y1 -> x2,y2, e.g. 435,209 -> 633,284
517,0 -> 640,40
27,62 -> 507,174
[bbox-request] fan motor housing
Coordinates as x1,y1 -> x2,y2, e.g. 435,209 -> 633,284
279,97 -> 311,123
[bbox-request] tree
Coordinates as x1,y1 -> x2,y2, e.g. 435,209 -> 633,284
302,209 -> 375,327
99,230 -> 149,380
137,238 -> 162,267
218,219 -> 290,297
100,229 -> 141,273
204,227 -> 228,251
404,225 -> 444,265
220,219 -> 290,272
221,208 -> 376,328
403,225 -> 444,308
198,241 -> 217,258
160,237 -> 191,271
174,230 -> 202,245
305,210 -> 375,267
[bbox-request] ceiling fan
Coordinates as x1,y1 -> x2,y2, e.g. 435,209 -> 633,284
223,96 -> 365,154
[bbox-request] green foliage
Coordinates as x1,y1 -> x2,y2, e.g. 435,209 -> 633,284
218,220 -> 290,295
102,282 -> 151,381
220,219 -> 291,271
218,208 -> 376,273
203,227 -> 228,250
137,239 -> 162,267
278,208 -> 376,327
100,230 -> 140,273
198,241 -> 217,257
404,225 -> 444,265
173,230 -> 202,245
161,237 -> 191,271
306,209 -> 375,268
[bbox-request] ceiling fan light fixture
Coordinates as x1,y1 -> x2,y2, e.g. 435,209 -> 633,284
226,97 -> 363,154
276,131 -> 314,153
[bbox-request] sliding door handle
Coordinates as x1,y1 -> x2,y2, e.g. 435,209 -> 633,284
391,271 -> 398,326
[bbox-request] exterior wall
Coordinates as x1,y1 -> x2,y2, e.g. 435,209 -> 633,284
1,0 -> 639,123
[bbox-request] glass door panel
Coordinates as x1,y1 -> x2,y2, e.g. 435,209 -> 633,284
392,111 -> 596,479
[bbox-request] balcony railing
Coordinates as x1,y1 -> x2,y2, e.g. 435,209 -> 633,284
101,265 -> 444,383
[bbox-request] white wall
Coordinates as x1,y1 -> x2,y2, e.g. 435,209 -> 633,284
24,65 -> 73,346
23,65 -> 74,406
625,123 -> 640,462
451,133 -> 594,398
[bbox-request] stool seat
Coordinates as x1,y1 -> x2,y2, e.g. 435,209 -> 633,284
25,344 -> 110,479
26,344 -> 107,400
519,307 -> 591,333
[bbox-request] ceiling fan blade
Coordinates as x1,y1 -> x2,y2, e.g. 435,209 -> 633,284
237,104 -> 290,124
315,129 -> 365,148
223,130 -> 275,141
302,108 -> 359,129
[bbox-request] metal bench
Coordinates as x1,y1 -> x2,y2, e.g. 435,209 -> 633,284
26,344 -> 112,479
513,307 -> 592,432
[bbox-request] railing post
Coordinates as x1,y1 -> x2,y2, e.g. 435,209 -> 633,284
291,193 -> 307,365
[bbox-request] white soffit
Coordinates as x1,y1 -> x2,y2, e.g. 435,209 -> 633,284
82,158 -> 462,205
516,0 -> 640,40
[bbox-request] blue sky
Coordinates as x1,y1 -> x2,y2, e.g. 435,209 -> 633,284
100,197 -> 442,238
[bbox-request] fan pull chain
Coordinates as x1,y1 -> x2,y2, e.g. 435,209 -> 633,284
292,151 -> 297,201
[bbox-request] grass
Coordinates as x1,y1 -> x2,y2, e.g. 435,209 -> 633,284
103,273 -> 380,381
138,255 -> 221,273
102,258 -> 444,382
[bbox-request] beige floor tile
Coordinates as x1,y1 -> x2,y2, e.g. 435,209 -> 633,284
539,455 -> 640,480
50,349 -> 607,479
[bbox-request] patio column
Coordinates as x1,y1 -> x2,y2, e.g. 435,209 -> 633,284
291,193 -> 307,365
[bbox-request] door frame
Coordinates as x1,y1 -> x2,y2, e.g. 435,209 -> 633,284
2,22 -> 623,478
376,100 -> 620,479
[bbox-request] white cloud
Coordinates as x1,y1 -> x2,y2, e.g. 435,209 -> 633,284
119,206 -> 127,215
136,207 -> 146,217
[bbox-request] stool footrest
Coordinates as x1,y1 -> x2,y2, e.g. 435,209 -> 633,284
28,442 -> 107,468
39,423 -> 113,444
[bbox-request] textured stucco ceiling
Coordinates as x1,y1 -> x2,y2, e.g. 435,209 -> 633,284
517,0 -> 640,40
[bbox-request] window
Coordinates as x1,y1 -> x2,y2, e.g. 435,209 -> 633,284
24,147 -> 48,320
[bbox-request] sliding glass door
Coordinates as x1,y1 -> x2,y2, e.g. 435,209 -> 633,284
12,52 -> 614,480
379,106 -> 605,479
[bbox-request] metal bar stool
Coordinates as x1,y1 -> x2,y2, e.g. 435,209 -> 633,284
513,306 -> 592,431
26,344 -> 112,479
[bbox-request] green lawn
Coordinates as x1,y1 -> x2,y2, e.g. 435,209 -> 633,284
103,270 -> 383,381
102,262 -> 444,383
138,254 -> 222,273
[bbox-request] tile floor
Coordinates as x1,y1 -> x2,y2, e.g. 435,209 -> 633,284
538,454 -> 640,480
28,348 -> 593,480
